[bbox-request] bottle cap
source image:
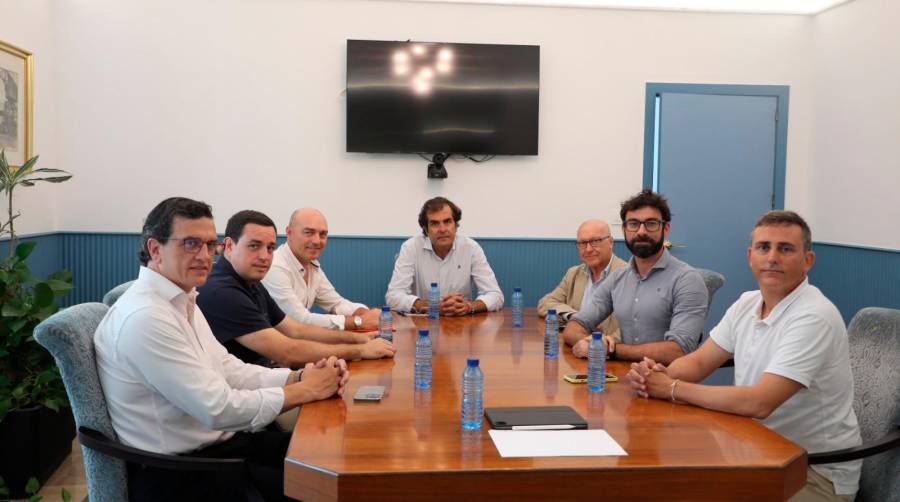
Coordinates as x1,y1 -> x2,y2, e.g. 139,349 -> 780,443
548,308 -> 557,315
431,282 -> 438,287
591,331 -> 603,340
381,306 -> 390,312
418,329 -> 429,337
514,287 -> 521,293
467,358 -> 479,367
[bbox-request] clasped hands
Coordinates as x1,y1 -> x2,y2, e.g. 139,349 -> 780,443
416,292 -> 474,316
298,355 -> 350,399
627,357 -> 675,400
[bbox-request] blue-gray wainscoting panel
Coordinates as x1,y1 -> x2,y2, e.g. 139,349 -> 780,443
7,233 -> 897,329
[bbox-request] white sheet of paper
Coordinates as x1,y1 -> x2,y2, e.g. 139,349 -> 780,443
488,429 -> 627,457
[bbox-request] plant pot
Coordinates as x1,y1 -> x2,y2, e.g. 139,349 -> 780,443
0,405 -> 76,498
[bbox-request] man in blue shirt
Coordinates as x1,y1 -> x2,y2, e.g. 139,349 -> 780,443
562,189 -> 708,364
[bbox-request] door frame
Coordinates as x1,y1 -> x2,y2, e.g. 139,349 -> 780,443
642,82 -> 790,209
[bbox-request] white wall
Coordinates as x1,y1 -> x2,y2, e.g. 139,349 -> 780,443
6,0 -> 895,248
810,0 -> 900,249
0,0 -> 61,236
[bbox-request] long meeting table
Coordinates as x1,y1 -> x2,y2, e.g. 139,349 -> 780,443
284,309 -> 807,501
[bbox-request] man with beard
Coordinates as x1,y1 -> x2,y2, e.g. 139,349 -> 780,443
561,189 -> 708,364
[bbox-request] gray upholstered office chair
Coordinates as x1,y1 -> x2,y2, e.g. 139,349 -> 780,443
101,280 -> 135,306
695,268 -> 725,309
809,307 -> 900,501
34,303 -> 251,502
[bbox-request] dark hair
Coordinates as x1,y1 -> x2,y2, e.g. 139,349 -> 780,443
139,197 -> 213,266
418,196 -> 462,235
753,210 -> 812,251
224,210 -> 277,242
619,188 -> 672,223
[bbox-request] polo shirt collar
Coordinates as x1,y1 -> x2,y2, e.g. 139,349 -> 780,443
214,256 -> 258,293
754,277 -> 810,325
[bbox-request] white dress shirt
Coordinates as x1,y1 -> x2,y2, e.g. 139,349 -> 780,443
262,243 -> 366,330
710,279 -> 861,495
385,234 -> 504,313
94,267 -> 291,455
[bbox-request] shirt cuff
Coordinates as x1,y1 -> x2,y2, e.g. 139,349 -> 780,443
333,314 -> 347,330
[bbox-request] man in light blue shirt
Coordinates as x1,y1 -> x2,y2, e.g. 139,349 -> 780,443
386,197 -> 504,315
563,189 -> 708,364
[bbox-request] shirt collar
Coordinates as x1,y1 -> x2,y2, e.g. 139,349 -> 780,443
581,257 -> 614,283
754,277 -> 810,325
627,248 -> 671,275
423,234 -> 459,254
280,243 -> 319,272
138,266 -> 197,303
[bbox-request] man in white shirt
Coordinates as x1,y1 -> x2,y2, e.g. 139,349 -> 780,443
627,211 -> 861,501
94,197 -> 349,502
386,196 -> 504,315
262,207 -> 381,331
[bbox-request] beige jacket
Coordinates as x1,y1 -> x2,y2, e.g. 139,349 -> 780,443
537,254 -> 628,341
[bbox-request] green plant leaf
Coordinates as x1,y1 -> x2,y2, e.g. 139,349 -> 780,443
14,241 -> 37,261
47,268 -> 73,281
22,175 -> 74,184
33,303 -> 60,322
33,282 -> 55,308
2,299 -> 27,317
46,279 -> 74,295
5,317 -> 27,333
24,477 -> 40,495
20,155 -> 39,173
61,487 -> 71,502
42,399 -> 60,412
36,371 -> 57,386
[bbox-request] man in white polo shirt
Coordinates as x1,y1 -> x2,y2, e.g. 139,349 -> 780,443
627,210 -> 861,501
263,207 -> 381,331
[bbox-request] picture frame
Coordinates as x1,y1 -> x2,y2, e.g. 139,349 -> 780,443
0,39 -> 33,168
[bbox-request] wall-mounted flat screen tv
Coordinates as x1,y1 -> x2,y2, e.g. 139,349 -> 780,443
346,39 -> 539,155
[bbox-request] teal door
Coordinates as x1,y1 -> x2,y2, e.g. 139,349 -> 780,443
643,83 -> 789,336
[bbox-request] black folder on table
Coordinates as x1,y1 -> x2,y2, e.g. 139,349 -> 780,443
485,406 -> 588,430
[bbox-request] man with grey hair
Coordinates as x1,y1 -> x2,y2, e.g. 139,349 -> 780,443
538,219 -> 627,339
263,208 -> 381,331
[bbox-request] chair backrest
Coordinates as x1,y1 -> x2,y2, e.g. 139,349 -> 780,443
695,268 -> 725,309
102,280 -> 135,307
34,303 -> 129,502
847,307 -> 900,501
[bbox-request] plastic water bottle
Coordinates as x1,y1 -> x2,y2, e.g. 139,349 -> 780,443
379,306 -> 393,342
588,331 -> 606,392
544,309 -> 559,359
428,282 -> 440,320
415,330 -> 432,389
461,358 -> 484,430
511,287 -> 523,327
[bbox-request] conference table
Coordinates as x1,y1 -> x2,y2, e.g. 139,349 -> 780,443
284,309 -> 806,501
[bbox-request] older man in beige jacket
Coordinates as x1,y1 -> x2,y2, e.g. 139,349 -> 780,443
538,219 -> 627,340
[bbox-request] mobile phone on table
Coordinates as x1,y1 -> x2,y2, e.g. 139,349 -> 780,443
353,385 -> 386,401
563,373 -> 618,384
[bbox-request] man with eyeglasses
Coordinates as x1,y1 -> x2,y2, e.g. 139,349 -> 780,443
262,208 -> 382,331
562,189 -> 708,364
386,196 -> 504,315
94,197 -> 348,501
538,219 -> 627,337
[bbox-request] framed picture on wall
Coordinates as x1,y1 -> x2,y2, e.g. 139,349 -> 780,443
0,39 -> 33,168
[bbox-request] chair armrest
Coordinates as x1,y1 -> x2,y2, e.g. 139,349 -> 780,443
808,427 -> 900,464
78,426 -> 246,472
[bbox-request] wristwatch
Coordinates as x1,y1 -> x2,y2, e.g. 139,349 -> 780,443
352,315 -> 362,329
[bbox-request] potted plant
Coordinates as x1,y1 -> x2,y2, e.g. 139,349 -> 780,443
0,149 -> 74,498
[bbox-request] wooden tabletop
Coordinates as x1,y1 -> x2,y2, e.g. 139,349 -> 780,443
285,309 -> 806,501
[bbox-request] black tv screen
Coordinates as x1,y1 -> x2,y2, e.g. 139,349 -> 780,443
346,39 -> 539,155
